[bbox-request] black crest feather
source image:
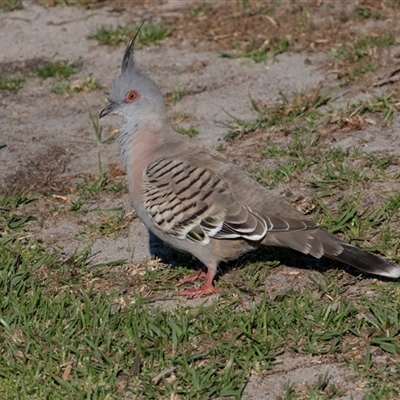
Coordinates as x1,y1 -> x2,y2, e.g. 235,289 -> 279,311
121,20 -> 145,73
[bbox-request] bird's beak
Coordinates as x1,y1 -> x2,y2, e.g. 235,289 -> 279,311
99,102 -> 117,119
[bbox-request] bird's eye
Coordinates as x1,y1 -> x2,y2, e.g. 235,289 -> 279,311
125,90 -> 139,103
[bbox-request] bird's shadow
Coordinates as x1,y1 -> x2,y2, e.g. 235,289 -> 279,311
148,231 -> 395,283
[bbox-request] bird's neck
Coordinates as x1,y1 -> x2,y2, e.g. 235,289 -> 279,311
119,114 -> 170,168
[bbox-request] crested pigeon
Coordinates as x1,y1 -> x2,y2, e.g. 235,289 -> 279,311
100,32 -> 400,296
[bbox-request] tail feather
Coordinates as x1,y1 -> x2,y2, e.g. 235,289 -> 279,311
314,229 -> 400,278
329,242 -> 400,278
265,228 -> 400,279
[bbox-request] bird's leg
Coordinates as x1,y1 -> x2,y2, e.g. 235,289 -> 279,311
179,265 -> 208,284
177,266 -> 218,297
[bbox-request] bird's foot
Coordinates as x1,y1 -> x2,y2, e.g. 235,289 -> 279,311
179,267 -> 208,284
177,284 -> 218,298
177,265 -> 217,297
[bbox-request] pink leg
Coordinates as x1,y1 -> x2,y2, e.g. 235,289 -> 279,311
178,266 -> 218,297
179,266 -> 208,284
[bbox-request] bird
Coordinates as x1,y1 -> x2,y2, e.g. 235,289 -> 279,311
99,31 -> 400,297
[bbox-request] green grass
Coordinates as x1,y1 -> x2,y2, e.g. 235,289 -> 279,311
347,61 -> 377,81
222,87 -> 400,140
221,86 -> 399,265
73,106 -> 127,199
35,0 -> 103,6
31,61 -> 100,96
36,61 -> 76,79
190,2 -> 213,17
221,39 -> 269,63
2,197 -> 400,399
170,84 -> 185,105
0,0 -> 22,11
89,22 -> 171,47
354,6 -> 381,20
65,104 -> 127,206
346,92 -> 400,122
1,146 -> 400,399
221,85 -> 331,139
315,192 -> 384,239
236,0 -> 250,7
0,74 -> 25,91
79,207 -> 131,239
251,127 -> 319,189
246,118 -> 400,260
312,147 -> 395,190
275,373 -> 347,399
52,76 -> 99,95
173,125 -> 199,137
333,34 -> 395,64
332,33 -> 395,84
220,37 -> 292,63
76,175 -> 106,197
33,61 -> 98,96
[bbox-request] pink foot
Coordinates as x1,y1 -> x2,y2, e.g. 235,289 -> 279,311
177,267 -> 217,297
177,284 -> 218,297
179,267 -> 207,284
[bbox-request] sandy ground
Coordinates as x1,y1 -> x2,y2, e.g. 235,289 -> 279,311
1,1 -> 400,398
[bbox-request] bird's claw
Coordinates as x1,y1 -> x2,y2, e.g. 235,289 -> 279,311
179,268 -> 208,284
177,285 -> 218,298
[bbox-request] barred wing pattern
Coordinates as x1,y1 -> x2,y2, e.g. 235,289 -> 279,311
143,158 -> 314,245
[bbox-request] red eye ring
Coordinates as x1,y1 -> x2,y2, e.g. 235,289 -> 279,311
125,90 -> 139,103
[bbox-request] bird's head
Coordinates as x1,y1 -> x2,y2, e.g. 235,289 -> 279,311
100,24 -> 166,122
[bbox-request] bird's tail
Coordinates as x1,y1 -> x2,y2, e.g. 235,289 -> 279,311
265,228 -> 400,279
327,240 -> 400,278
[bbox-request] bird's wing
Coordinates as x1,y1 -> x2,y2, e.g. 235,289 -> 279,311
143,157 -> 316,245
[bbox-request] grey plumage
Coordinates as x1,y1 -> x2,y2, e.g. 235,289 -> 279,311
100,33 -> 400,296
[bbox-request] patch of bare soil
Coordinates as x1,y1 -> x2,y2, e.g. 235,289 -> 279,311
5,145 -> 71,194
246,352 -> 366,400
172,0 -> 400,53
